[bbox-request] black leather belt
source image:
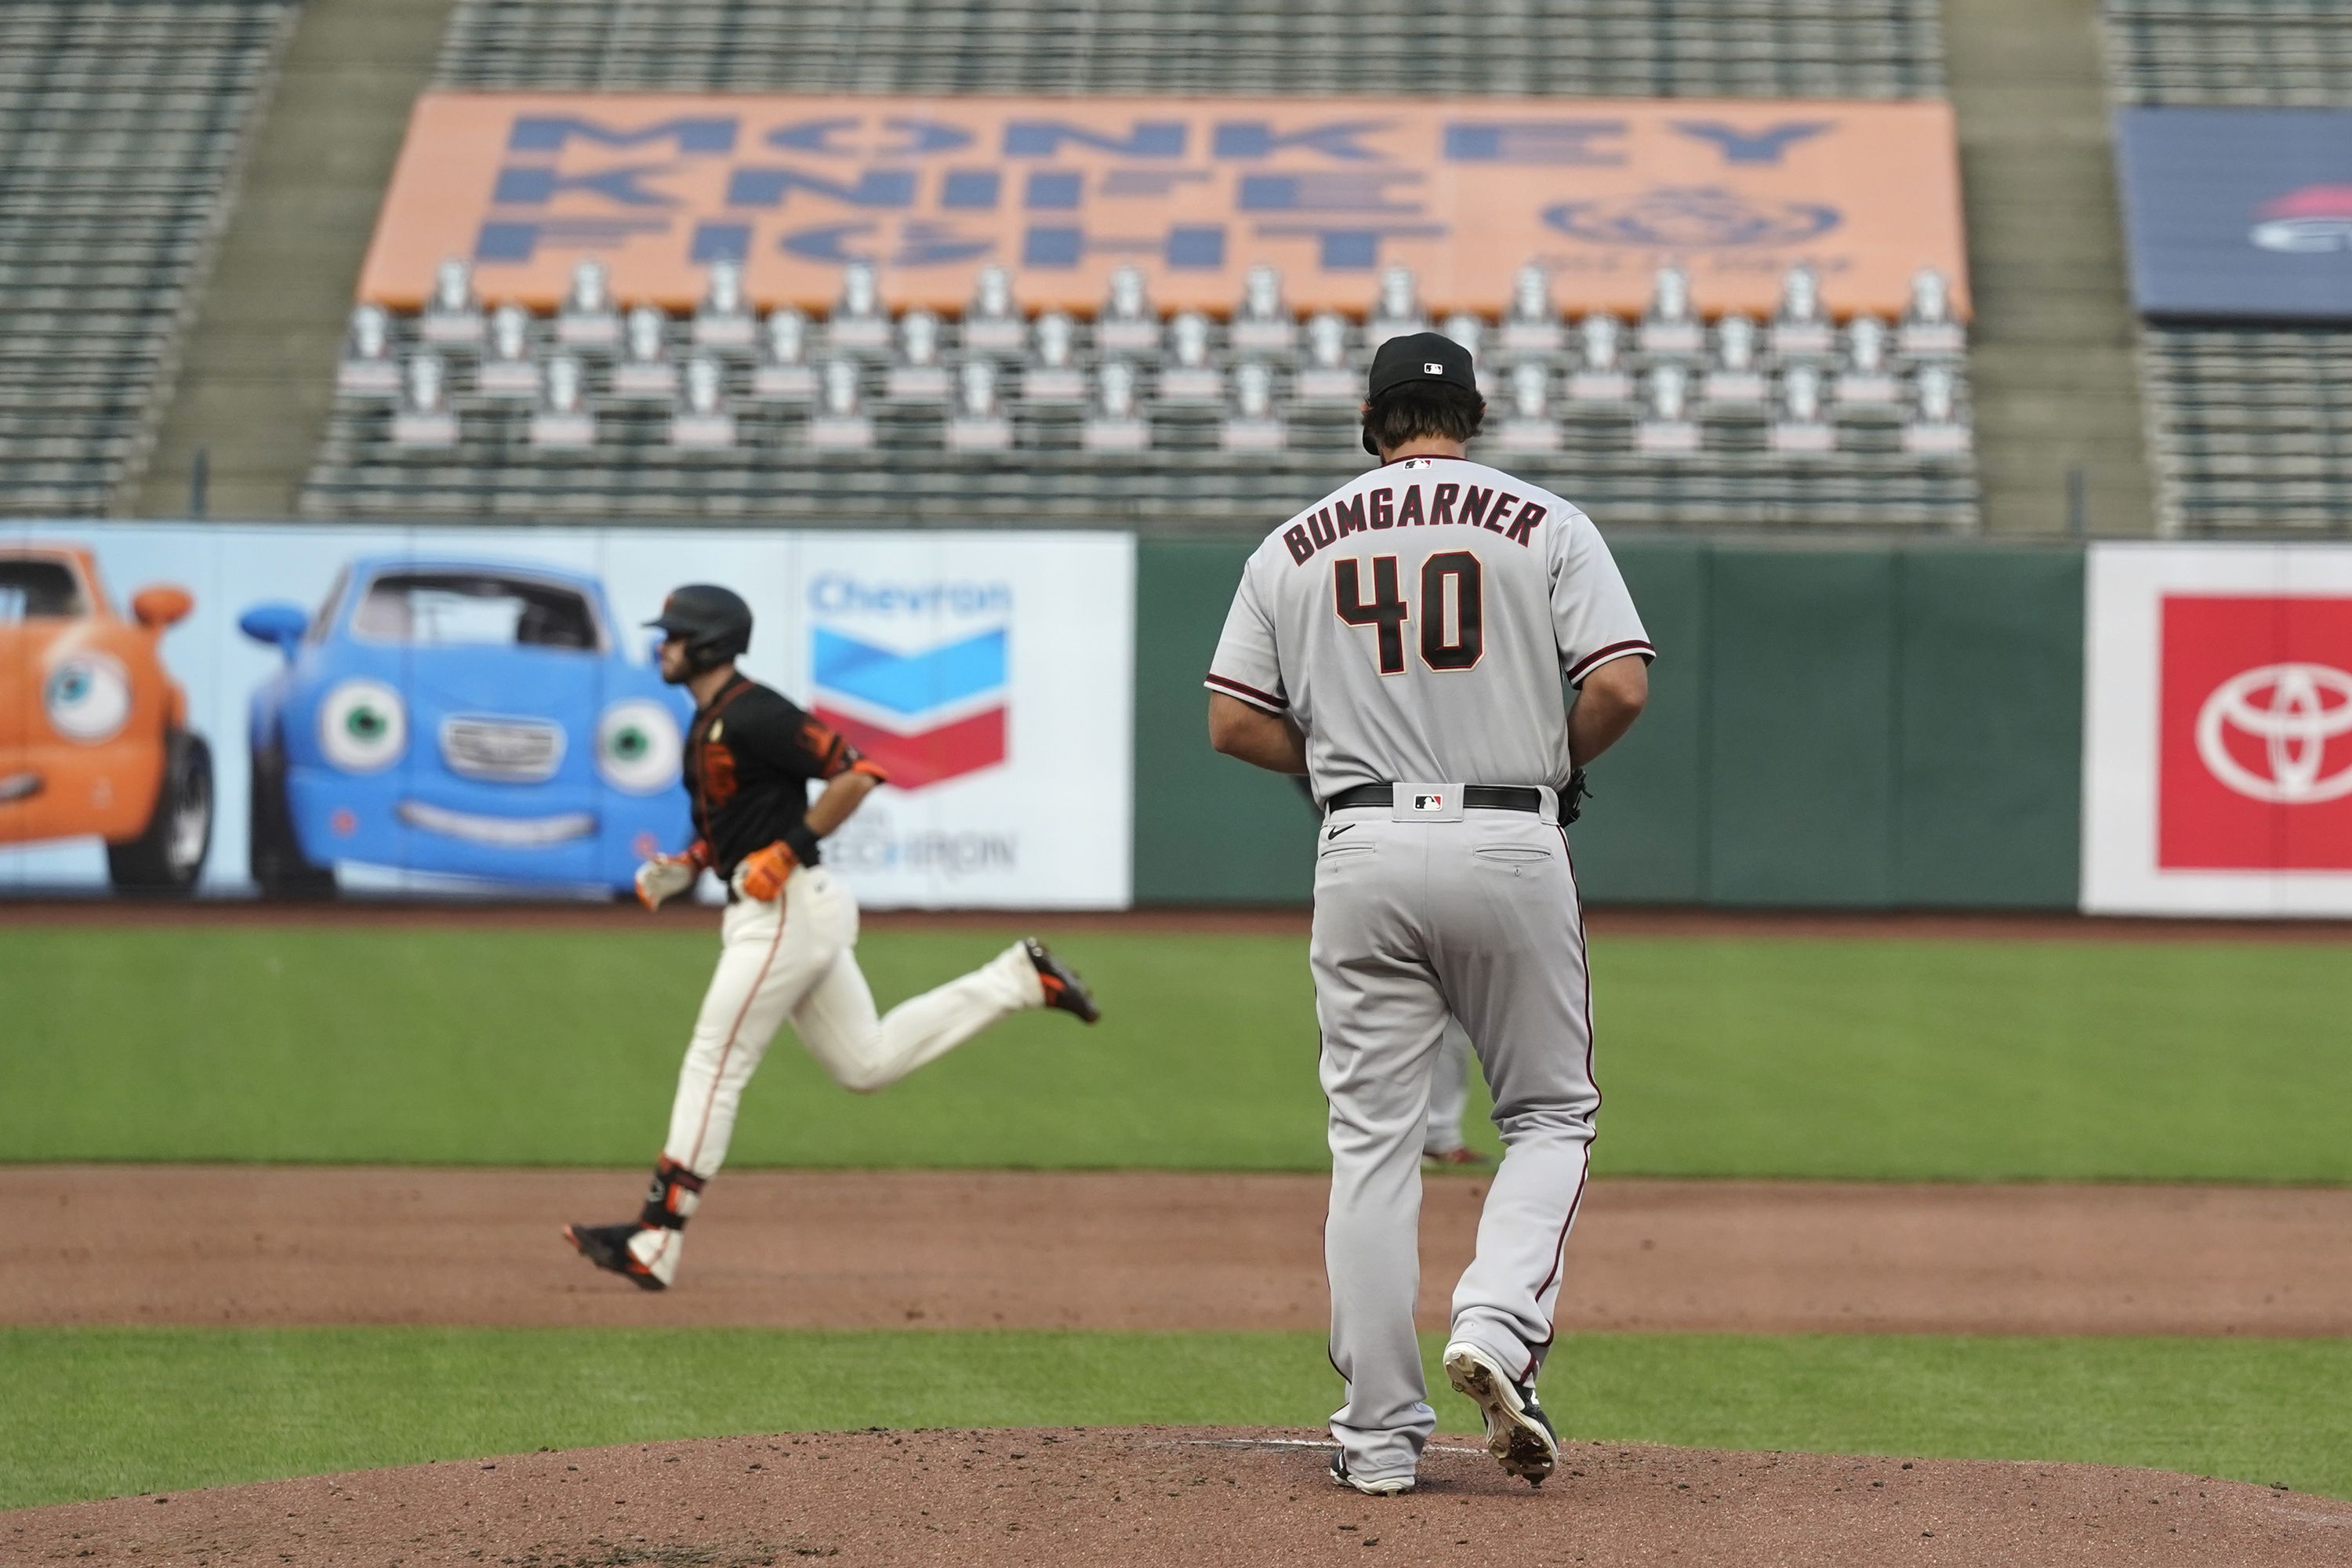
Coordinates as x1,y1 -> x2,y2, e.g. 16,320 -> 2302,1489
1325,783 -> 1544,814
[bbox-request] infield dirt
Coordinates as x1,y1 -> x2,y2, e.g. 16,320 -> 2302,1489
11,1167 -> 2350,1563
8,1166 -> 2349,1336
9,1428 -> 2350,1567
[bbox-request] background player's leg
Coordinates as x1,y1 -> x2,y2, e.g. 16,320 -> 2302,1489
1430,818 -> 1601,1387
1312,826 -> 1450,1485
1424,1015 -> 1475,1158
612,880 -> 845,1284
788,869 -> 1044,1093
660,885 -> 843,1174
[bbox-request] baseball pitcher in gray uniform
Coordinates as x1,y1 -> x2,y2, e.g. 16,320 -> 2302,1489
1206,332 -> 1652,1496
1296,774 -> 1485,1165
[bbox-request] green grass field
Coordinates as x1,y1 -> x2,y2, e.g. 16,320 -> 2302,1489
5,1327 -> 2346,1510
4,924 -> 2348,1181
8,922 -> 2347,1517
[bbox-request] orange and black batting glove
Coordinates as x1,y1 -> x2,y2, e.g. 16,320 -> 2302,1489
634,838 -> 712,912
736,840 -> 798,902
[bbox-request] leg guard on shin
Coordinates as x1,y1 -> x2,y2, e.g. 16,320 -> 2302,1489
565,1158 -> 709,1292
606,1156 -> 706,1289
638,1155 -> 706,1232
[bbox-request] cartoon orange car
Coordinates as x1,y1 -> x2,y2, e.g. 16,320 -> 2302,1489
0,543 -> 212,891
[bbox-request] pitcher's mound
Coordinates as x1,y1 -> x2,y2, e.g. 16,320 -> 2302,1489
8,1428 -> 2345,1567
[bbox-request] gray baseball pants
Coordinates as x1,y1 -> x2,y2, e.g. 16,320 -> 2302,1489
1311,788 -> 1600,1485
1424,1015 -> 1475,1156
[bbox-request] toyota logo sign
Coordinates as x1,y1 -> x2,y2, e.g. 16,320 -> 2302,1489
2194,662 -> 2352,805
2157,593 -> 2352,875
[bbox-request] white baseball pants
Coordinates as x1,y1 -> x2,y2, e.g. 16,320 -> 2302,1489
660,866 -> 1044,1178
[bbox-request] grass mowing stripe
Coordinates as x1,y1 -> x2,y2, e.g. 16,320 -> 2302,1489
5,926 -> 2350,1181
3,1327 -> 2346,1510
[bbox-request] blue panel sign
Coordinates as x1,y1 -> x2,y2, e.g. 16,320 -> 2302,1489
2117,107 -> 2352,322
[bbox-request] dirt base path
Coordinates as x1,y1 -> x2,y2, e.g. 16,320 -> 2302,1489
9,1428 -> 2347,1567
9,1167 -> 2349,1336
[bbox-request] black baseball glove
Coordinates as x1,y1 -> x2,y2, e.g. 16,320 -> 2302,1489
1563,768 -> 1592,826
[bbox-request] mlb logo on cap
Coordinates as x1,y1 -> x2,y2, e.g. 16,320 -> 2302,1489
1422,361 -> 1444,375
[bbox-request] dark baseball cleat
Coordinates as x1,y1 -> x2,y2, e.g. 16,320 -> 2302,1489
564,1221 -> 666,1291
1022,938 -> 1100,1024
1329,1453 -> 1415,1497
1443,1341 -> 1560,1486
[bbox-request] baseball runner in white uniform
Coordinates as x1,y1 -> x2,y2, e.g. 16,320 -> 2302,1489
565,585 -> 1100,1290
1207,333 -> 1652,1494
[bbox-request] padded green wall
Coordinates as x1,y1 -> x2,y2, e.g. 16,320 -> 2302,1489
1891,549 -> 2084,907
1563,541 -> 1709,900
1704,548 -> 1903,905
1131,538 -> 2084,910
1131,536 -> 1316,903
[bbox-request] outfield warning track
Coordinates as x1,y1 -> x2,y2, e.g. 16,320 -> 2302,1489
7,898 -> 2352,942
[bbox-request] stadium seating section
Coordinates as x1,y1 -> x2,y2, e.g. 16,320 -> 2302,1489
0,0 -> 294,517
2105,0 -> 2352,535
2136,328 -> 2352,535
299,258 -> 1976,528
2102,0 -> 2352,107
433,0 -> 1947,98
296,0 -> 1975,529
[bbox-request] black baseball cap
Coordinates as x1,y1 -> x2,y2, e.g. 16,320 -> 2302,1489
1362,331 -> 1477,455
1366,330 -> 1475,401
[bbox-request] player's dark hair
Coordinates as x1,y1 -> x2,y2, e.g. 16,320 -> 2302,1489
1362,381 -> 1486,454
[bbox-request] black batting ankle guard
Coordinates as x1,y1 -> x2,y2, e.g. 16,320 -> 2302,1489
639,1156 -> 706,1232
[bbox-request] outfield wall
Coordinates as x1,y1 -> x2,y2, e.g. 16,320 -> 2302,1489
1138,539 -> 2086,909
13,526 -> 2350,913
0,524 -> 1134,908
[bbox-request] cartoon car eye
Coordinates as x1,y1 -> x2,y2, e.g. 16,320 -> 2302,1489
318,677 -> 407,772
44,653 -> 132,743
597,698 -> 683,794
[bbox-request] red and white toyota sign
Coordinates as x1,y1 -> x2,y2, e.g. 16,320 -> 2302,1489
2084,544 -> 2352,914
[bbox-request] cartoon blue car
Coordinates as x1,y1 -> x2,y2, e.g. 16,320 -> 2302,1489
238,557 -> 691,895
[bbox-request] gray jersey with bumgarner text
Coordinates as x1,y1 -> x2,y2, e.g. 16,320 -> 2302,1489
1205,456 -> 1651,798
1206,452 -> 1652,1486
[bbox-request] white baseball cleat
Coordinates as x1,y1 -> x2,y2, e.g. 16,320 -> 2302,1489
1328,1453 -> 1415,1496
1443,1341 -> 1561,1486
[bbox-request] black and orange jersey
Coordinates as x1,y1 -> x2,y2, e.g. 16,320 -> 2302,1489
683,673 -> 886,877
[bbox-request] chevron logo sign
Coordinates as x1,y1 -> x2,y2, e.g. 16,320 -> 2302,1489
810,624 -> 1009,789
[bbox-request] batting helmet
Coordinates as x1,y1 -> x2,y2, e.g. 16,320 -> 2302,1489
645,584 -> 752,673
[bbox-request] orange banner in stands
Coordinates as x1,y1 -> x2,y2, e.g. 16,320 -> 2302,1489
358,93 -> 1969,320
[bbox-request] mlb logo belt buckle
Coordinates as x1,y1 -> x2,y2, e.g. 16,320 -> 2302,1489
1392,782 -> 1465,822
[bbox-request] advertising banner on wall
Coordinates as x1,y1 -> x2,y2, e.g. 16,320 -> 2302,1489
0,524 -> 1133,909
2115,107 -> 2352,322
358,92 -> 1969,320
2082,543 -> 2352,915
